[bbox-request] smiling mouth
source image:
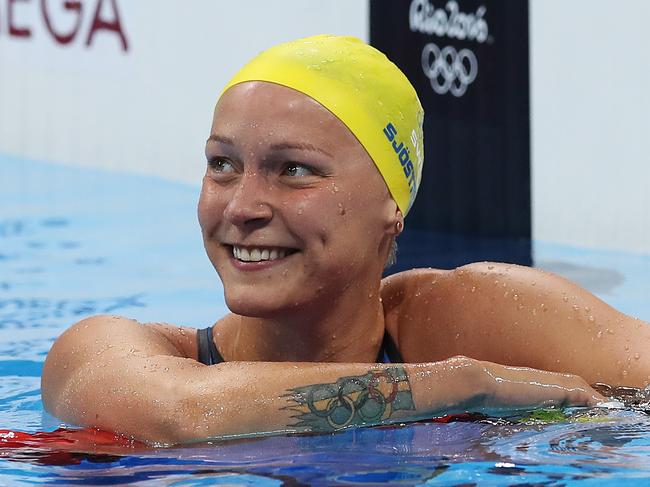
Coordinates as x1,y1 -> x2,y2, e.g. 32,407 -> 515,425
228,245 -> 299,263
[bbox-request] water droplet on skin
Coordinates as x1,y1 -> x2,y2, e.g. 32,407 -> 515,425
512,294 -> 519,301
517,304 -> 524,310
597,331 -> 603,338
623,370 -> 629,377
332,185 -> 340,193
634,353 -> 640,360
297,208 -> 303,215
504,291 -> 509,298
487,265 -> 494,270
573,305 -> 579,311
454,333 -> 460,340
470,286 -> 476,293
531,281 -> 536,286
562,296 -> 569,302
502,282 -> 507,288
337,203 -> 346,215
607,329 -> 614,335
625,345 -> 630,351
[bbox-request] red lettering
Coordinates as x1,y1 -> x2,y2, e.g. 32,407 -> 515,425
86,0 -> 128,51
41,0 -> 83,45
8,0 -> 32,38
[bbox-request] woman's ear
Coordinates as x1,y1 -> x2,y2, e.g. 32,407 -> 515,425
390,208 -> 404,237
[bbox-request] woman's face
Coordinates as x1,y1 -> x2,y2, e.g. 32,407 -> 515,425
199,82 -> 398,317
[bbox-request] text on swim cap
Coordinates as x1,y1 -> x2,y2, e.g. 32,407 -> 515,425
383,123 -> 417,199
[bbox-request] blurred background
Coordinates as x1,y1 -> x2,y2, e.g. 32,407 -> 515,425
1,0 -> 648,273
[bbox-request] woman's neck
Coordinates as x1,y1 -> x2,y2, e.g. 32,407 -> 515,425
223,280 -> 386,363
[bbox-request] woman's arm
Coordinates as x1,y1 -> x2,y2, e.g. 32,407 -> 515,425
41,315 -> 602,445
387,263 -> 650,387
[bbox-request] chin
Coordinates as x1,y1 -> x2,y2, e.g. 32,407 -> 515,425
223,289 -> 298,319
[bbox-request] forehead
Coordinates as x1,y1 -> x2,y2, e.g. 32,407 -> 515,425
210,81 -> 363,154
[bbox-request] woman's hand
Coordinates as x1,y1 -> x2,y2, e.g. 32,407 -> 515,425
409,356 -> 604,416
474,358 -> 604,410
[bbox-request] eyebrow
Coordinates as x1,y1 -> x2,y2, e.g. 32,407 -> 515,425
270,141 -> 332,157
207,134 -> 234,145
206,134 -> 332,157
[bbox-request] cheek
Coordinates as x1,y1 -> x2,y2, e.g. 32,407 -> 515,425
197,179 -> 223,233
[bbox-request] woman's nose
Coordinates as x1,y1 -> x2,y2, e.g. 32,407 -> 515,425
223,173 -> 273,227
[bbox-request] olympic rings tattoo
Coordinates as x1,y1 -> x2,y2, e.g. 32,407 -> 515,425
283,366 -> 415,433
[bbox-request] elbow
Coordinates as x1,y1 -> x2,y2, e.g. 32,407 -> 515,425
149,369 -> 233,446
41,316 -> 106,415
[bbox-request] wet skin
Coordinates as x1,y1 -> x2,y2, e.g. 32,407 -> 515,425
199,82 -> 650,385
41,81 -> 650,445
199,81 -> 401,362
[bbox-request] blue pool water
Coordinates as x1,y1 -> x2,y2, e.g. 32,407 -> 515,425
2,154 -> 650,485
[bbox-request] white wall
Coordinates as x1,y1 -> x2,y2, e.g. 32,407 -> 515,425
530,0 -> 650,253
0,0 -> 368,186
2,0 -> 648,254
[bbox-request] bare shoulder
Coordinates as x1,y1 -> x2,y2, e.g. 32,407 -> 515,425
380,261 -> 649,378
42,316 -> 179,389
45,315 -> 185,362
379,262 -> 591,362
380,268 -> 450,348
381,268 -> 450,309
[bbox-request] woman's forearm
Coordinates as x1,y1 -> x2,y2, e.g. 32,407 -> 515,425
172,357 -> 602,444
42,318 -> 602,446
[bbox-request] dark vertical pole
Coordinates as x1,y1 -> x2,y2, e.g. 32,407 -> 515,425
371,0 -> 531,271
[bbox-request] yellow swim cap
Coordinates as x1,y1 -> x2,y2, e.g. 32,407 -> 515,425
221,34 -> 425,216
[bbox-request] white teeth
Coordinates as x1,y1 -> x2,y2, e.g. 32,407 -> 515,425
232,246 -> 290,262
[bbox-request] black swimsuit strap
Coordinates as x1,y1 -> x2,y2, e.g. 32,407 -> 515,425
196,327 -> 403,365
378,332 -> 404,363
196,326 -> 225,365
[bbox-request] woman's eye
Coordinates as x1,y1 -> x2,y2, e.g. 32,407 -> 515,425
209,158 -> 236,174
283,163 -> 314,177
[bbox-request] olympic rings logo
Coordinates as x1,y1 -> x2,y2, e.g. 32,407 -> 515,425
305,372 -> 399,428
421,42 -> 478,97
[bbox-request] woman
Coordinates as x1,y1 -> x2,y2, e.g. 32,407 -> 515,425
41,35 -> 650,445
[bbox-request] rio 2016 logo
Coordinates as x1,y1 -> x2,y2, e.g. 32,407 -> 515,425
0,0 -> 129,52
421,42 -> 477,97
409,0 -> 489,98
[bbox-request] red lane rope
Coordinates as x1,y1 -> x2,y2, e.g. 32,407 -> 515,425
0,427 -> 147,456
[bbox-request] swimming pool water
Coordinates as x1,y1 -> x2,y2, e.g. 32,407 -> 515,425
2,154 -> 650,485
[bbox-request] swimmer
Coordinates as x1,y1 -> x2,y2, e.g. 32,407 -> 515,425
41,35 -> 650,445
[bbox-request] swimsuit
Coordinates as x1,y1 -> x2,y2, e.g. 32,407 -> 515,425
196,326 -> 403,365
